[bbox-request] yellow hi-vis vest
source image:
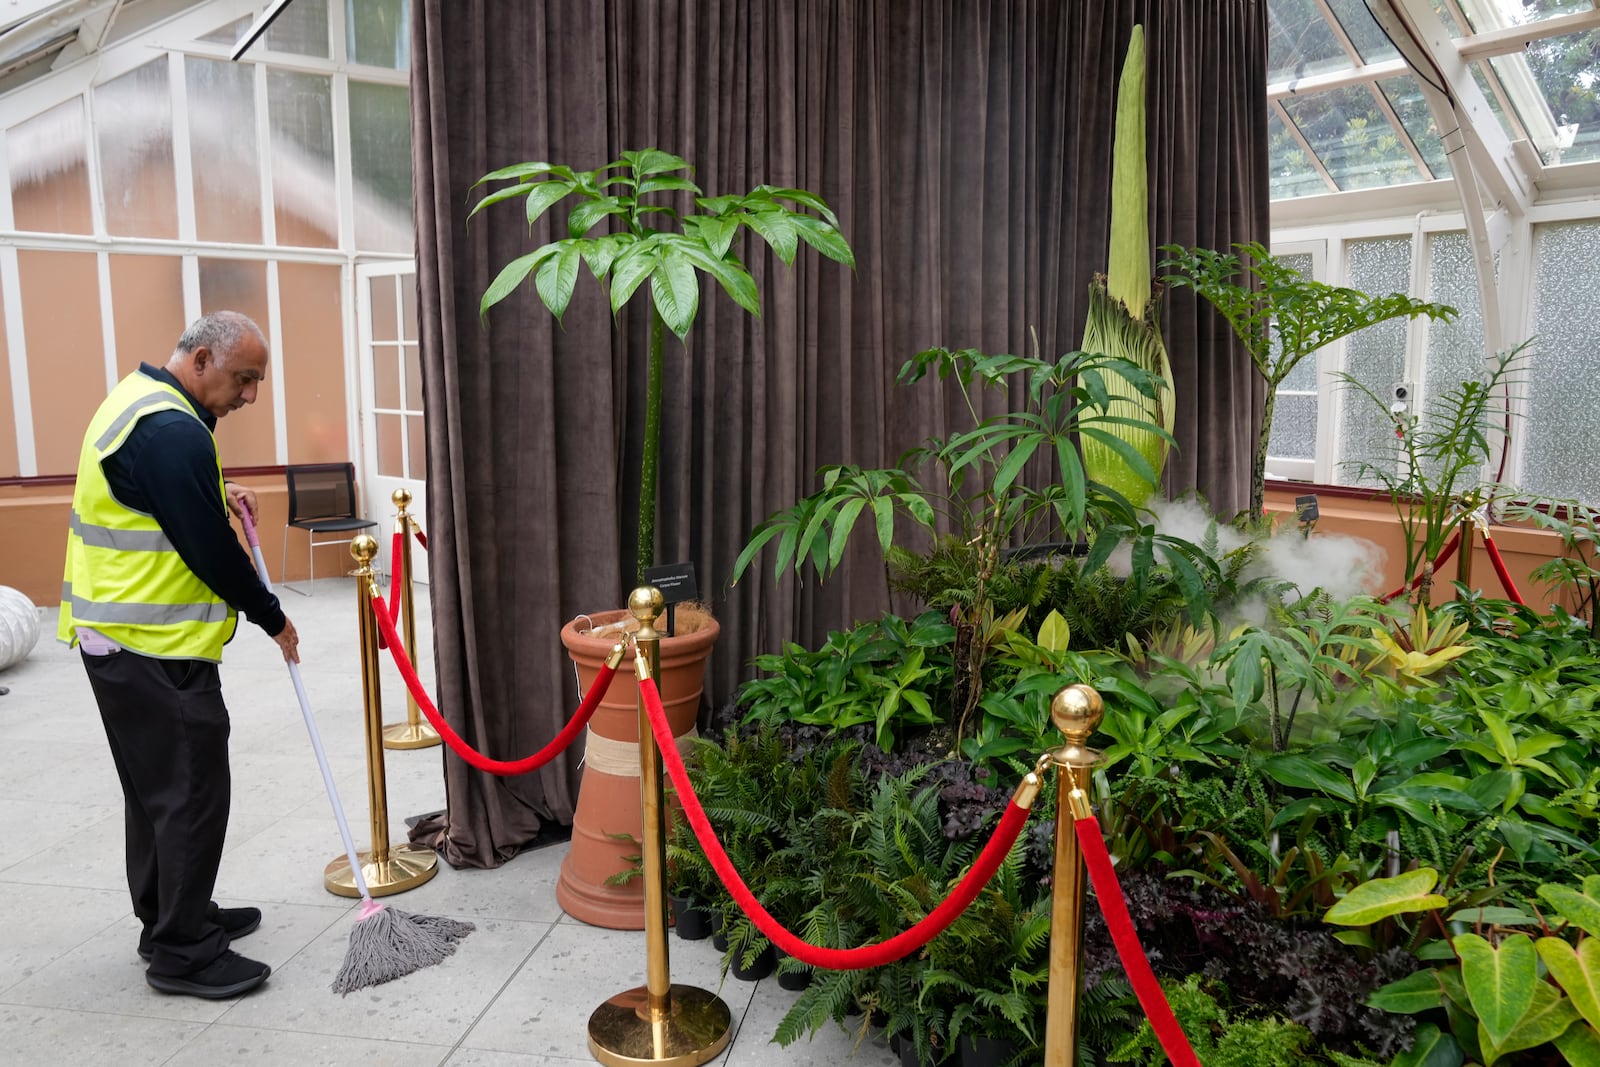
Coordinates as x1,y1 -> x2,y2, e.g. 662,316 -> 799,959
57,372 -> 238,661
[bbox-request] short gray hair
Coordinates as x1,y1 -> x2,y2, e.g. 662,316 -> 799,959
175,311 -> 267,362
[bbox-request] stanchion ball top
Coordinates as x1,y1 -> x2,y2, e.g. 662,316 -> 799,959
392,487 -> 412,509
1051,683 -> 1104,738
350,534 -> 379,563
628,584 -> 665,623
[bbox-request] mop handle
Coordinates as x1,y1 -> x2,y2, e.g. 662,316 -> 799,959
238,504 -> 373,901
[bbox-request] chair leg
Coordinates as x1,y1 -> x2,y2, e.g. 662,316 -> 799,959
281,526 -> 310,597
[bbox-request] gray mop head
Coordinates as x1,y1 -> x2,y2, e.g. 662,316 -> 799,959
331,900 -> 476,995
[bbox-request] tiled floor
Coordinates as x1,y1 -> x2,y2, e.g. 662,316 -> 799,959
0,579 -> 897,1067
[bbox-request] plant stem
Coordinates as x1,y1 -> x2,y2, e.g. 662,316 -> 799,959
1251,387 -> 1277,526
638,305 -> 664,581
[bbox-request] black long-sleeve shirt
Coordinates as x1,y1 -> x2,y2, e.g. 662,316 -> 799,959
98,364 -> 286,639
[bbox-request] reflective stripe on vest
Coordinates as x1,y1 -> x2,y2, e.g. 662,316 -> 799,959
57,372 -> 238,661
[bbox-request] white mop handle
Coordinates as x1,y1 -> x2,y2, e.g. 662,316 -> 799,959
239,505 -> 372,901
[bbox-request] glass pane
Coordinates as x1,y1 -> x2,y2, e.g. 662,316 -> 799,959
1458,0 -> 1595,32
109,255 -> 186,380
19,251 -> 103,475
400,274 -> 417,340
1268,109 -> 1329,199
1337,237 -> 1413,485
371,275 -> 398,341
1280,85 -> 1424,190
1268,393 -> 1319,460
1420,232 -> 1493,485
348,81 -> 413,253
277,262 -> 348,465
198,15 -> 250,47
1502,29 -> 1600,165
406,414 -> 424,479
1324,0 -> 1399,64
265,0 -> 330,58
1276,253 -> 1320,392
186,57 -> 263,244
347,0 -> 411,68
403,342 -> 422,411
376,412 -> 403,477
1267,0 -> 1354,83
1377,76 -> 1453,178
95,59 -> 178,239
1522,221 -> 1600,504
268,71 -> 337,248
1427,0 -> 1464,37
375,344 -> 401,408
199,258 -> 275,466
9,97 -> 93,234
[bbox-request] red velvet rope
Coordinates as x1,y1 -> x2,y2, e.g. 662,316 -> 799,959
370,590 -> 615,775
1075,817 -> 1202,1067
377,531 -> 404,650
1483,534 -> 1526,606
414,529 -> 428,551
1383,529 -> 1462,602
639,673 -> 1033,970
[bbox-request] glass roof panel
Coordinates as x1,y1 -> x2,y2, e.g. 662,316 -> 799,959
1268,108 -> 1332,198
1377,75 -> 1454,177
1470,61 -> 1523,140
1430,0 -> 1467,37
1457,0 -> 1597,33
1514,25 -> 1600,164
1269,0 -> 1356,82
1325,0 -> 1402,63
1280,84 -> 1427,189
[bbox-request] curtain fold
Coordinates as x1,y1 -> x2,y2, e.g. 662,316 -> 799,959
410,0 -> 1268,867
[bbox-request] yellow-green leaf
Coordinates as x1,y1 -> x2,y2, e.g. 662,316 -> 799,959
1554,1021 -> 1600,1067
1458,932 -> 1538,1048
1325,869 -> 1449,926
1539,937 -> 1600,1032
1037,610 -> 1071,653
1478,980 -> 1579,1063
1540,879 -> 1600,939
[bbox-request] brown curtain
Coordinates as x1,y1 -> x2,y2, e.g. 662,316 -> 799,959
410,0 -> 1268,866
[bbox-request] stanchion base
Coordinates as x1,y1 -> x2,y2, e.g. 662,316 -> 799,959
324,844 -> 438,898
382,719 -> 441,750
588,984 -> 732,1067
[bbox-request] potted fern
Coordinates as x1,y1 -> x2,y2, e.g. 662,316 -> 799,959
473,149 -> 854,927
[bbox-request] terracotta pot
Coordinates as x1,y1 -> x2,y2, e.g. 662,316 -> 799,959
554,608 -> 718,929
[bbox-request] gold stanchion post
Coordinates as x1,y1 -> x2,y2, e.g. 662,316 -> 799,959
1042,683 -> 1105,1067
382,487 -> 440,750
587,586 -> 731,1067
1456,510 -> 1476,589
324,535 -> 440,897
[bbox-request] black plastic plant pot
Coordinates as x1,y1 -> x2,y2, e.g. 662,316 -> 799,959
957,1035 -> 1019,1067
668,893 -> 713,941
730,943 -> 777,981
891,1034 -> 923,1067
774,950 -> 812,991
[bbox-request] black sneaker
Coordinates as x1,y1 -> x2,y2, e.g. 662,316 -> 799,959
138,906 -> 262,962
146,950 -> 270,999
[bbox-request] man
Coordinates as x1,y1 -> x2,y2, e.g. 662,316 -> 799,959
59,311 -> 300,999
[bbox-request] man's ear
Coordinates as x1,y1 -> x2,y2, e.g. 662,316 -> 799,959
191,346 -> 212,374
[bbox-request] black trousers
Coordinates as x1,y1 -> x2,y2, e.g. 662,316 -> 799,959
82,650 -> 232,976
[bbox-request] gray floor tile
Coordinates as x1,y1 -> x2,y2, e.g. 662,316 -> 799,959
0,881 -> 130,994
0,1003 -> 207,1064
724,979 -> 899,1067
443,1048 -> 595,1066
163,1023 -> 451,1066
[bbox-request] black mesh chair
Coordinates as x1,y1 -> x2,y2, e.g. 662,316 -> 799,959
281,463 -> 378,595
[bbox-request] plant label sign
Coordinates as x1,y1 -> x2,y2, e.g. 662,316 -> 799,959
643,562 -> 698,636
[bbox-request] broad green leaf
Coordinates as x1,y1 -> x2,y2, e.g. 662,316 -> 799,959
649,251 -> 700,337
1447,907 -> 1541,927
567,197 -> 627,237
1036,610 -> 1071,654
1539,879 -> 1600,938
1263,754 -> 1357,802
522,179 -> 578,227
637,175 -> 701,197
1457,932 -> 1538,1048
1480,981 -> 1579,1062
1538,937 -> 1600,1031
827,497 -> 867,571
791,215 -> 856,267
1368,969 -> 1446,1014
533,244 -> 582,322
1391,1022 -> 1463,1067
744,208 -> 799,264
871,495 -> 895,552
679,245 -> 760,316
1325,869 -> 1448,926
626,148 -> 690,176
1554,1021 -> 1600,1066
472,160 -> 562,185
691,215 -> 738,258
608,243 -> 657,312
467,180 -> 537,219
480,249 -> 547,315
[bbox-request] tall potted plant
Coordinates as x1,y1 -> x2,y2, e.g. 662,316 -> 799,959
474,148 -> 854,927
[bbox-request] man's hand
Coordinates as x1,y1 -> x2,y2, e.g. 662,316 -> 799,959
274,617 -> 301,663
224,481 -> 258,524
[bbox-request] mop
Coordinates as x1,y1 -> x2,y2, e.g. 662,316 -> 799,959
238,506 -> 473,994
